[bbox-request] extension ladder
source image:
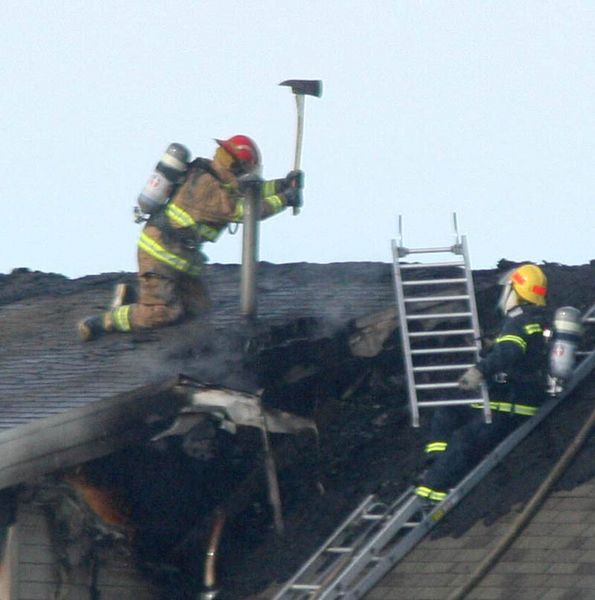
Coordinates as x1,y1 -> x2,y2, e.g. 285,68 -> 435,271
271,489 -> 426,600
391,214 -> 490,427
272,302 -> 595,600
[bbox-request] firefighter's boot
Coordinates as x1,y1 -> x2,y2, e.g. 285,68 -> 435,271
78,316 -> 107,342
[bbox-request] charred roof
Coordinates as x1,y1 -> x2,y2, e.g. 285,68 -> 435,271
1,260 -> 594,599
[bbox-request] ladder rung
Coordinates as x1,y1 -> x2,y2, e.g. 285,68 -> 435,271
411,346 -> 477,355
400,246 -> 460,254
326,546 -> 353,554
406,312 -> 471,320
404,295 -> 469,303
290,584 -> 322,591
402,278 -> 467,286
413,364 -> 474,372
408,329 -> 475,337
418,399 -> 485,407
415,382 -> 460,390
400,261 -> 464,269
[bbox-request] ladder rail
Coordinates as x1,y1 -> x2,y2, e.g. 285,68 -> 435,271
317,493 -> 424,600
460,235 -> 492,424
391,239 -> 420,427
272,495 -> 388,599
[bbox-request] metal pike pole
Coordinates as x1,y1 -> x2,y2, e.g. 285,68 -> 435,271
239,174 -> 262,319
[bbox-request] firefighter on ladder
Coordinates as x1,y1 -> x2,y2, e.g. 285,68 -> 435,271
415,263 -> 549,503
78,135 -> 303,341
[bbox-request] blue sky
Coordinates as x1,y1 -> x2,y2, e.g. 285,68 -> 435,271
2,1 -> 594,278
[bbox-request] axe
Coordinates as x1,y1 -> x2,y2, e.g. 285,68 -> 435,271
279,79 -> 322,215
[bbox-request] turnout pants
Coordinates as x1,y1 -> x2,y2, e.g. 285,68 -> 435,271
106,249 -> 211,332
420,406 -> 527,495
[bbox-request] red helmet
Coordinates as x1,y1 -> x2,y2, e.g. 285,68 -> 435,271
215,134 -> 261,173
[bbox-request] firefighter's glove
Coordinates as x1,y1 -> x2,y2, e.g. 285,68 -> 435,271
284,169 -> 304,191
458,366 -> 483,391
283,187 -> 303,208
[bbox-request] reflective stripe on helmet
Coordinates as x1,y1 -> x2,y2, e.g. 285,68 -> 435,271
215,135 -> 261,170
512,271 -> 546,297
510,264 -> 547,306
138,232 -> 202,276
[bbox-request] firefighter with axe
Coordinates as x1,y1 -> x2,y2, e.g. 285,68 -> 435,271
78,80 -> 321,341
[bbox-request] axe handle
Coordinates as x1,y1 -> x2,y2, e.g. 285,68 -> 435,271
292,94 -> 305,215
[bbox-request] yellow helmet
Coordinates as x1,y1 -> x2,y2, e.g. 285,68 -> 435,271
510,263 -> 547,306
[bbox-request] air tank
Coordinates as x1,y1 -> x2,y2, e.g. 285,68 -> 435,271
137,143 -> 190,215
548,306 -> 583,381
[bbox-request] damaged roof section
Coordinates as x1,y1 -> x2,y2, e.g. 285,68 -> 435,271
0,262 -> 398,432
0,262 -> 404,598
1,261 -> 594,600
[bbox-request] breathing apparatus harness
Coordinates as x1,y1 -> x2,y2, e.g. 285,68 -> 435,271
136,157 -> 241,248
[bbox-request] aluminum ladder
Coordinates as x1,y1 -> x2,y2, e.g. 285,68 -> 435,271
272,302 -> 595,600
271,489 -> 426,600
391,214 -> 491,427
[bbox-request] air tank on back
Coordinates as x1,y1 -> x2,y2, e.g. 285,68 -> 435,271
548,306 -> 583,382
137,143 -> 190,215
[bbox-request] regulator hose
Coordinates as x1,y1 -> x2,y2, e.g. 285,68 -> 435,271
447,389 -> 595,600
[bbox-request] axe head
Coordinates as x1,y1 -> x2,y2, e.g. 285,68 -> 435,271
279,79 -> 322,98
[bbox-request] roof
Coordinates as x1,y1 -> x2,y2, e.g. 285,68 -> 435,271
0,262 -> 398,491
1,260 -> 594,599
0,262 -> 396,431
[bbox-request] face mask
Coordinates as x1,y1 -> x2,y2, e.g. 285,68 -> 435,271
497,283 -> 517,314
497,269 -> 519,314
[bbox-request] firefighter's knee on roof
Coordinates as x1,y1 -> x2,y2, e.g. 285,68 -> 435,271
132,303 -> 184,329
